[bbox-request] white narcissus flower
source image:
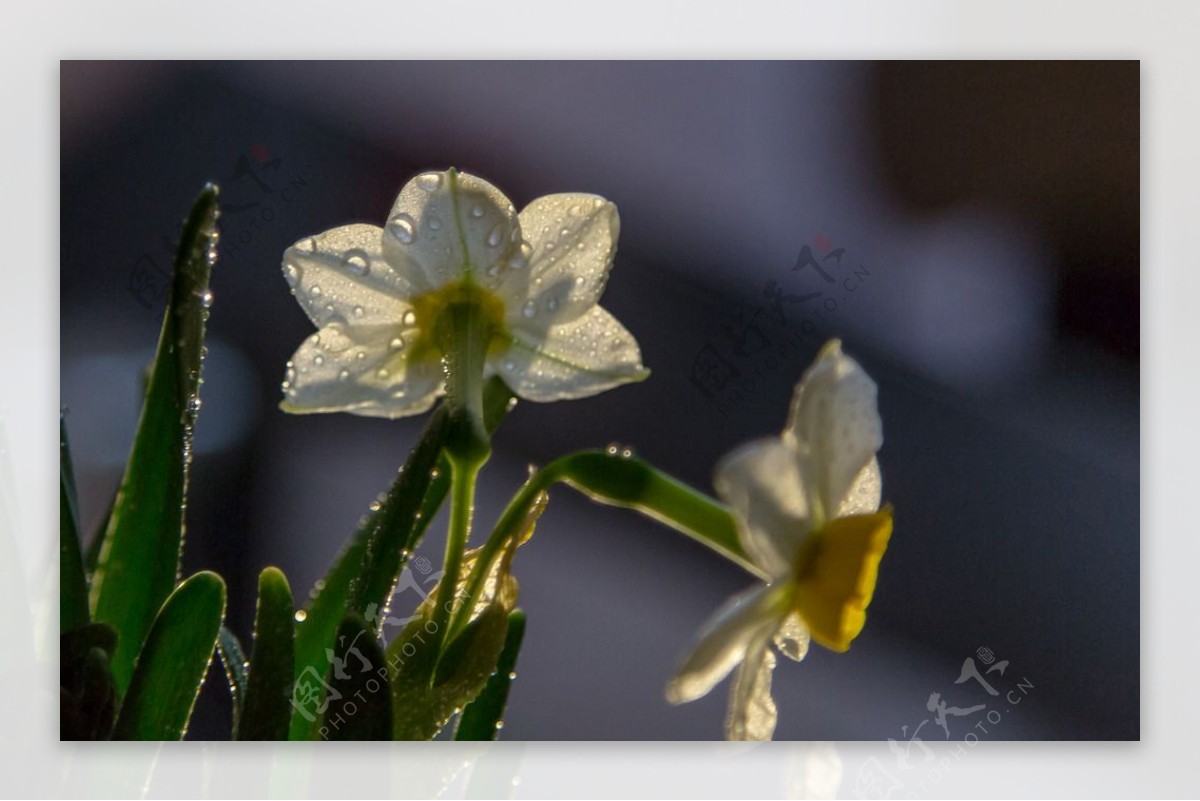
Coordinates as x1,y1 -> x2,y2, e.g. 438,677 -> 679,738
279,168 -> 649,418
666,340 -> 893,741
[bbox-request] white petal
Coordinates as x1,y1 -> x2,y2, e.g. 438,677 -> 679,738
713,438 -> 813,578
282,224 -> 422,328
496,305 -> 648,402
725,635 -> 778,741
836,457 -> 882,517
280,322 -> 442,419
380,169 -> 522,290
496,194 -> 619,327
784,340 -> 883,521
772,611 -> 812,662
666,584 -> 784,705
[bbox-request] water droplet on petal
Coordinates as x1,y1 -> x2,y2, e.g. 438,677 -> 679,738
389,336 -> 405,351
388,214 -> 416,244
427,215 -> 443,231
353,305 -> 365,318
314,354 -> 325,367
309,285 -> 322,298
376,368 -> 390,380
283,262 -> 301,287
470,204 -> 485,218
356,352 -> 367,361
402,309 -> 417,326
546,297 -> 560,312
508,241 -> 532,268
198,289 -> 214,308
338,369 -> 350,381
342,249 -> 370,276
417,172 -> 443,191
521,300 -> 537,318
486,223 -> 504,248
294,609 -> 308,623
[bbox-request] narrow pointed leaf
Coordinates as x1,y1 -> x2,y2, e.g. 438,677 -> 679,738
288,377 -> 514,739
215,626 -> 247,734
83,487 -> 117,575
112,571 -> 226,740
320,614 -> 391,740
239,567 -> 294,741
60,415 -> 89,631
455,609 -> 525,741
90,185 -> 220,693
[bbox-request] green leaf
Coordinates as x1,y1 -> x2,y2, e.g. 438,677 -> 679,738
90,185 -> 220,693
60,623 -> 119,741
387,542 -> 521,741
390,604 -> 512,741
320,614 -> 392,740
215,625 -> 247,734
454,609 -> 525,741
60,414 -> 89,632
288,377 -> 514,740
112,571 -> 226,741
558,451 -> 753,570
238,567 -> 294,741
83,488 -> 116,576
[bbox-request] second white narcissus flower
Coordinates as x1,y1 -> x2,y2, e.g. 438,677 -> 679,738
279,168 -> 648,417
666,340 -> 893,740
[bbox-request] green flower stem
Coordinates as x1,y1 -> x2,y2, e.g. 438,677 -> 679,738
450,450 -> 763,639
440,293 -> 491,464
431,299 -> 493,652
430,452 -> 484,654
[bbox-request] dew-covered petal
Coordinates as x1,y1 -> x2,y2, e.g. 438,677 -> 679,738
714,438 -> 814,579
497,194 -> 619,328
784,340 -> 883,522
280,322 -> 442,419
666,584 -> 785,706
772,611 -> 811,662
381,169 -> 522,291
725,636 -> 778,741
495,305 -> 648,402
837,458 -> 882,517
283,224 -> 424,328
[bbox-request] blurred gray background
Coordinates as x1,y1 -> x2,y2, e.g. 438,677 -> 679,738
60,61 -> 1138,740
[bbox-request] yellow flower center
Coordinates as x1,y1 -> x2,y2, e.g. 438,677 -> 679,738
789,508 -> 893,653
403,279 -> 511,366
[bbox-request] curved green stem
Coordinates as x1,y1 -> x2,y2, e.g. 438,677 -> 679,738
449,450 -> 763,640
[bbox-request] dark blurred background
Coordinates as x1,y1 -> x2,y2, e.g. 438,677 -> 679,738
60,61 -> 1139,740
